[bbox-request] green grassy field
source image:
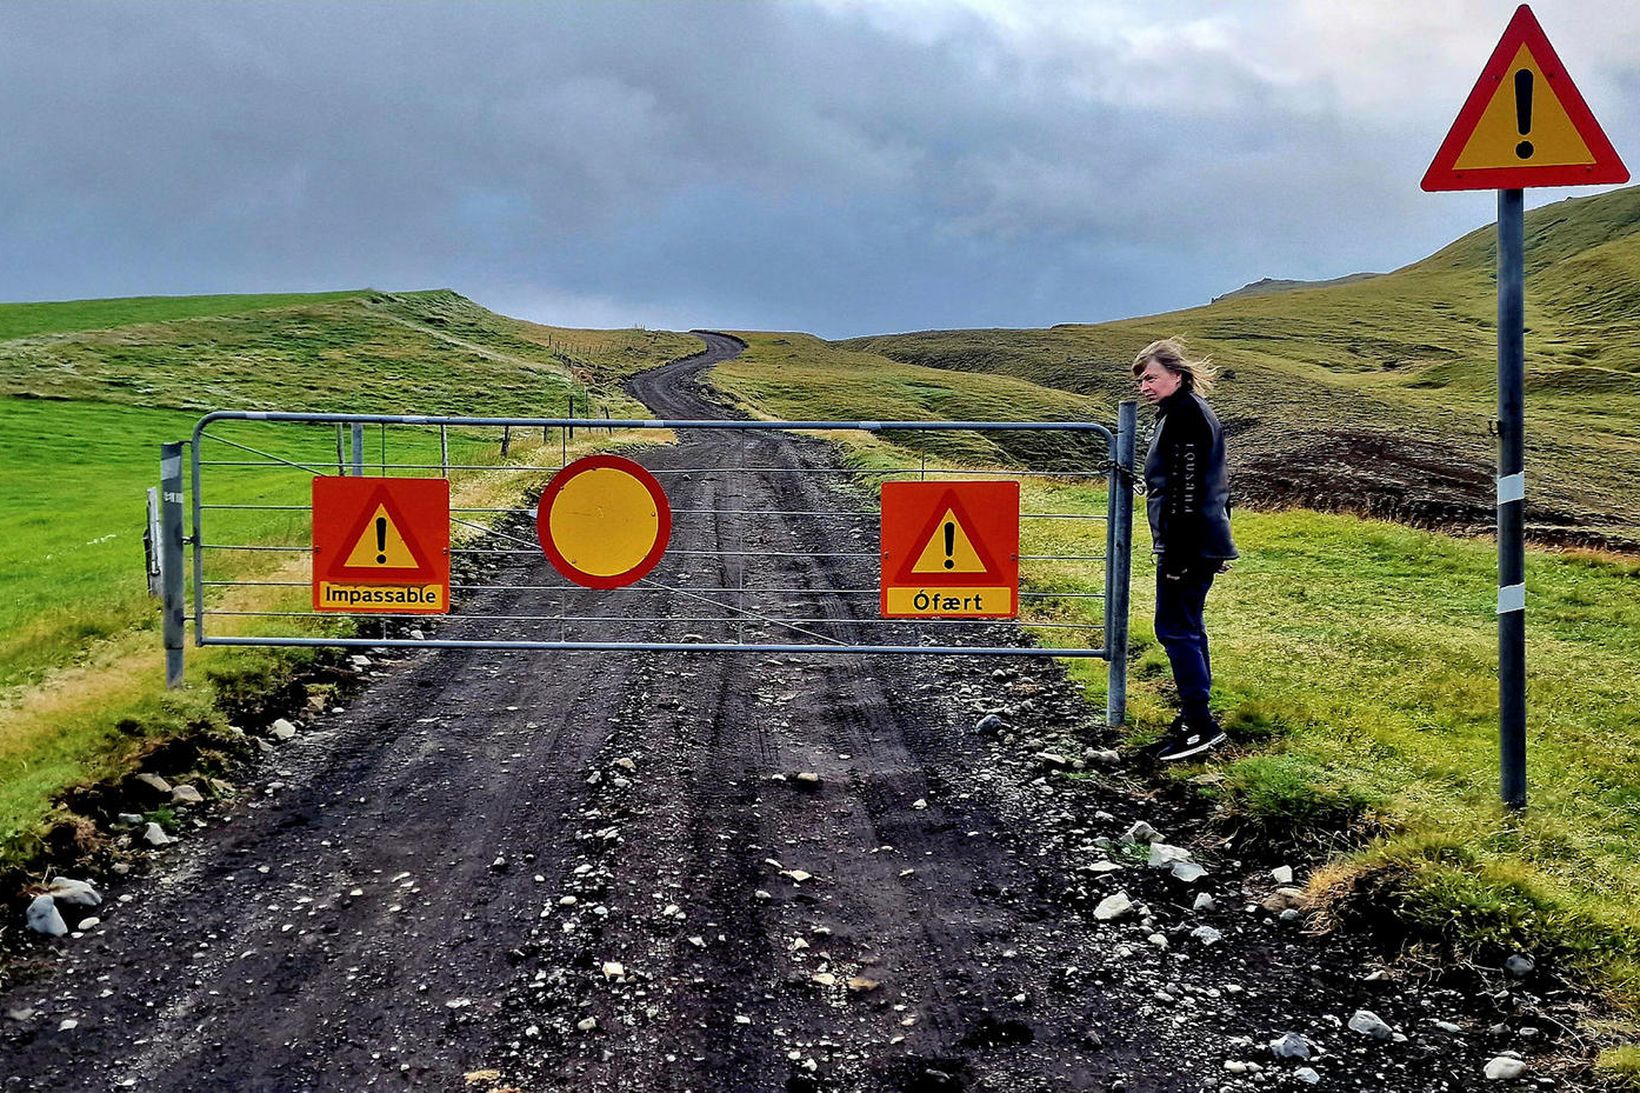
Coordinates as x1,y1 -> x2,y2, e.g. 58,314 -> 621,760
0,291 -> 370,341
843,185 -> 1640,546
711,331 -> 1640,1070
0,289 -> 696,871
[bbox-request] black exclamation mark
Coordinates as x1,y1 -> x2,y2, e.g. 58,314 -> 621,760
375,516 -> 387,564
1515,69 -> 1534,160
943,521 -> 955,569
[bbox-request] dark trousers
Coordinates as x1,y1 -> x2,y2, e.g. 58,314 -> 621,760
1155,558 -> 1217,723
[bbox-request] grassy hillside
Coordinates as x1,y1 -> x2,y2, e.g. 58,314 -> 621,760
0,291 -> 369,341
842,185 -> 1640,548
709,332 -> 1640,1074
0,289 -> 696,871
0,288 -> 696,416
0,287 -> 697,688
1211,271 -> 1380,303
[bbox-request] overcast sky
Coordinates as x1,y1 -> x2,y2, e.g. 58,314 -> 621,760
3,1 -> 1638,338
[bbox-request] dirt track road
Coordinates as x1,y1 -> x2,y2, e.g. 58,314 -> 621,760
1,335 -> 1567,1092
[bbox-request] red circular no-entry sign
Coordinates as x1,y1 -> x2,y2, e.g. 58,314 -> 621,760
536,454 -> 672,589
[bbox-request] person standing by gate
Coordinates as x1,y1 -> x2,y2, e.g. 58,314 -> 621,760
1131,338 -> 1237,761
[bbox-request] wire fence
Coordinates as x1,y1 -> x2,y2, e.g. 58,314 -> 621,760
156,407 -> 1138,721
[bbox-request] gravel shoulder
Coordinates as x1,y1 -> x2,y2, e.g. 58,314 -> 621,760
0,334 -> 1588,1092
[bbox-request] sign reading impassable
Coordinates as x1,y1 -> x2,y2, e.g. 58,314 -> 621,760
880,481 -> 1019,618
1422,4 -> 1627,191
538,454 -> 672,589
312,477 -> 450,614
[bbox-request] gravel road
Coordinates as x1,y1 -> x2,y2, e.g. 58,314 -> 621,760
1,334 -> 1578,1091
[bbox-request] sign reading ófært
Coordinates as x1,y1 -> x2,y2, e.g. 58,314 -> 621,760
880,481 -> 1019,618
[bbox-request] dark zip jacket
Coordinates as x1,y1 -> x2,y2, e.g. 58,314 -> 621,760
1143,388 -> 1237,561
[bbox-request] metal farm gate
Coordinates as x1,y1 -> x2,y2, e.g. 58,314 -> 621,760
153,405 -> 1139,723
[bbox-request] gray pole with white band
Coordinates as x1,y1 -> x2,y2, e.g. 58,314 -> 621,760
1497,187 -> 1527,810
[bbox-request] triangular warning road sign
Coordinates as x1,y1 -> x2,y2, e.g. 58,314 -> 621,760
910,508 -> 988,574
343,503 -> 420,569
329,486 -> 439,580
894,490 -> 1005,584
1423,5 -> 1627,191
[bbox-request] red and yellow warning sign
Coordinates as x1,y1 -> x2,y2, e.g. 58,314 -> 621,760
1423,5 -> 1627,191
312,477 -> 450,614
538,454 -> 671,589
880,481 -> 1019,618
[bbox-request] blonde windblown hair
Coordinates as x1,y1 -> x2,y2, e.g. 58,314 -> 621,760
1131,338 -> 1217,396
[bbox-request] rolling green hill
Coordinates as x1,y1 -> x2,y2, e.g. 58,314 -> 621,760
843,185 -> 1640,548
0,291 -> 371,341
1211,271 -> 1381,303
0,290 -> 697,866
0,288 -> 695,416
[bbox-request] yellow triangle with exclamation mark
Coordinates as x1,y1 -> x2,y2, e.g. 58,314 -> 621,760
344,504 -> 419,568
911,509 -> 988,574
1453,44 -> 1596,170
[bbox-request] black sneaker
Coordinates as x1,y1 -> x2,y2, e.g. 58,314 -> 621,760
1154,718 -> 1227,763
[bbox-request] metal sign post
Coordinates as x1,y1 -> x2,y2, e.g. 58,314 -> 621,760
1496,188 -> 1527,809
159,442 -> 186,689
1423,4 -> 1627,809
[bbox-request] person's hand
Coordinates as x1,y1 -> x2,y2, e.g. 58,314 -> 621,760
1217,560 -> 1234,574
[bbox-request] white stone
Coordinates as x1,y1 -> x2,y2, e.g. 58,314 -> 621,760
171,784 -> 204,804
135,772 -> 172,795
1147,843 -> 1192,868
1121,821 -> 1159,844
1269,1032 -> 1311,1060
1271,865 -> 1295,884
1485,1056 -> 1527,1081
1171,860 -> 1208,884
271,719 -> 298,740
143,823 -> 173,847
1348,1010 -> 1393,1040
26,895 -> 67,937
1093,891 -> 1135,921
46,878 -> 101,907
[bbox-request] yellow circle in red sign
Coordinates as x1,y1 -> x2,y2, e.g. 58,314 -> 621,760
537,454 -> 671,589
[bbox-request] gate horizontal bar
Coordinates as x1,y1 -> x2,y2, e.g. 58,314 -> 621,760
197,503 -> 1102,521
199,579 -> 1105,599
194,410 -> 1115,442
205,609 -> 1101,630
200,634 -> 1106,657
194,460 -> 1102,479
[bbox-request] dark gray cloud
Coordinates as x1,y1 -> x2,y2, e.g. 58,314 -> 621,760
3,1 -> 1637,337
